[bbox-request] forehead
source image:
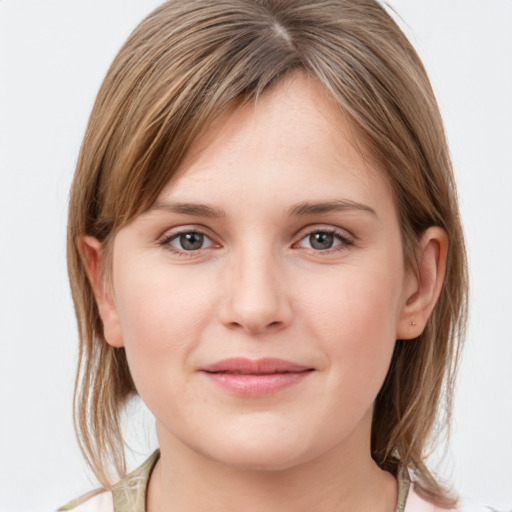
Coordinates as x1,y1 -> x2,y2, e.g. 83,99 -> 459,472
156,73 -> 393,216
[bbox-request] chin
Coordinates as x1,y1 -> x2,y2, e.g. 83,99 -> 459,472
195,429 -> 320,473
211,446 -> 309,472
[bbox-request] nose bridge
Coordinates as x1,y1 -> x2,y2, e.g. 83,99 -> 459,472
220,242 -> 290,334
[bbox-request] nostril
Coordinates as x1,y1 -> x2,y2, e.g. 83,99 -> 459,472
226,319 -> 283,335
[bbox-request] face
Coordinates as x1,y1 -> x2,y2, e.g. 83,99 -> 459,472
99,73 -> 417,472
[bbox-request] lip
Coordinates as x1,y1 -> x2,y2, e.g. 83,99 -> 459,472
200,357 -> 314,396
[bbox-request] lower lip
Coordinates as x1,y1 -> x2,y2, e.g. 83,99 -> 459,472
202,371 -> 313,396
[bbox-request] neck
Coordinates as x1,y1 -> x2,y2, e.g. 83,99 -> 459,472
147,419 -> 397,512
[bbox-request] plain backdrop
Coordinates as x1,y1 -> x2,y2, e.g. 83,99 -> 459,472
0,1 -> 511,511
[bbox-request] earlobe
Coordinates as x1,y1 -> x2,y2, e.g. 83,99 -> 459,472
397,227 -> 448,340
79,236 -> 124,348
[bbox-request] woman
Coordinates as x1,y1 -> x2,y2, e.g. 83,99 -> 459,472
63,0 -> 475,510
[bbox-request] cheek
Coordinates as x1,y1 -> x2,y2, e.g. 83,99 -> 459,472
298,259 -> 404,388
111,263 -> 218,419
112,261 -> 215,371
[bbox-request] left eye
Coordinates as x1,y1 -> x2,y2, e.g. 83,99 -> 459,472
297,231 -> 350,251
163,231 -> 215,251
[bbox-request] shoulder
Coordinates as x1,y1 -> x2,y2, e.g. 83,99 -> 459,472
57,450 -> 159,512
406,485 -> 502,512
57,489 -> 113,512
404,484 -> 453,512
456,499 -> 506,512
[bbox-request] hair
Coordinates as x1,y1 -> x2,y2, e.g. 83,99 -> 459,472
67,0 -> 468,506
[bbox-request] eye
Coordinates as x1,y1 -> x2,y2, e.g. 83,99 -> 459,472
296,229 -> 353,252
160,230 -> 216,253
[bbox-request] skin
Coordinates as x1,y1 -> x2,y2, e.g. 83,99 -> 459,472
83,73 -> 447,512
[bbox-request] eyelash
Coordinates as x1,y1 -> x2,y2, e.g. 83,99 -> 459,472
295,228 -> 354,254
158,229 -> 217,257
158,227 -> 354,256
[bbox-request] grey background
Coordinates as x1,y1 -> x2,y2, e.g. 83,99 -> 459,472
1,1 -> 511,510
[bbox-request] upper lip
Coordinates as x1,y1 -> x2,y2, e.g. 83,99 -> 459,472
201,357 -> 313,374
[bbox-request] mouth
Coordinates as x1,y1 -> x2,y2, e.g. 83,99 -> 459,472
200,358 -> 314,396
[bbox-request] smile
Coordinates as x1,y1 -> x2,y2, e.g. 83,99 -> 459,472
200,358 -> 315,396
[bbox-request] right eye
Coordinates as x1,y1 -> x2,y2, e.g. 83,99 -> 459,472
160,230 -> 216,253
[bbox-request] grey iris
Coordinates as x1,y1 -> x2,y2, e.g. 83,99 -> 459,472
180,232 -> 204,250
309,232 -> 334,250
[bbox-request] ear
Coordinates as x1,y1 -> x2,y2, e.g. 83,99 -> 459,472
396,227 -> 448,340
80,236 -> 124,348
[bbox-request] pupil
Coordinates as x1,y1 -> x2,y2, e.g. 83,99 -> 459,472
310,232 -> 333,250
180,232 -> 203,250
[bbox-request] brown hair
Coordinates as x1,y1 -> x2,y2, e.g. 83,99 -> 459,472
67,0 -> 467,505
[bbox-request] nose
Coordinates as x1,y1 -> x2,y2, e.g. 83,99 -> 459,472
218,248 -> 292,335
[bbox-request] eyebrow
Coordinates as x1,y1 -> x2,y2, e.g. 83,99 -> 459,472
150,201 -> 227,218
288,199 -> 377,217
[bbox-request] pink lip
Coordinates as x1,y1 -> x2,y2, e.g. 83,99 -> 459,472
200,358 -> 314,396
